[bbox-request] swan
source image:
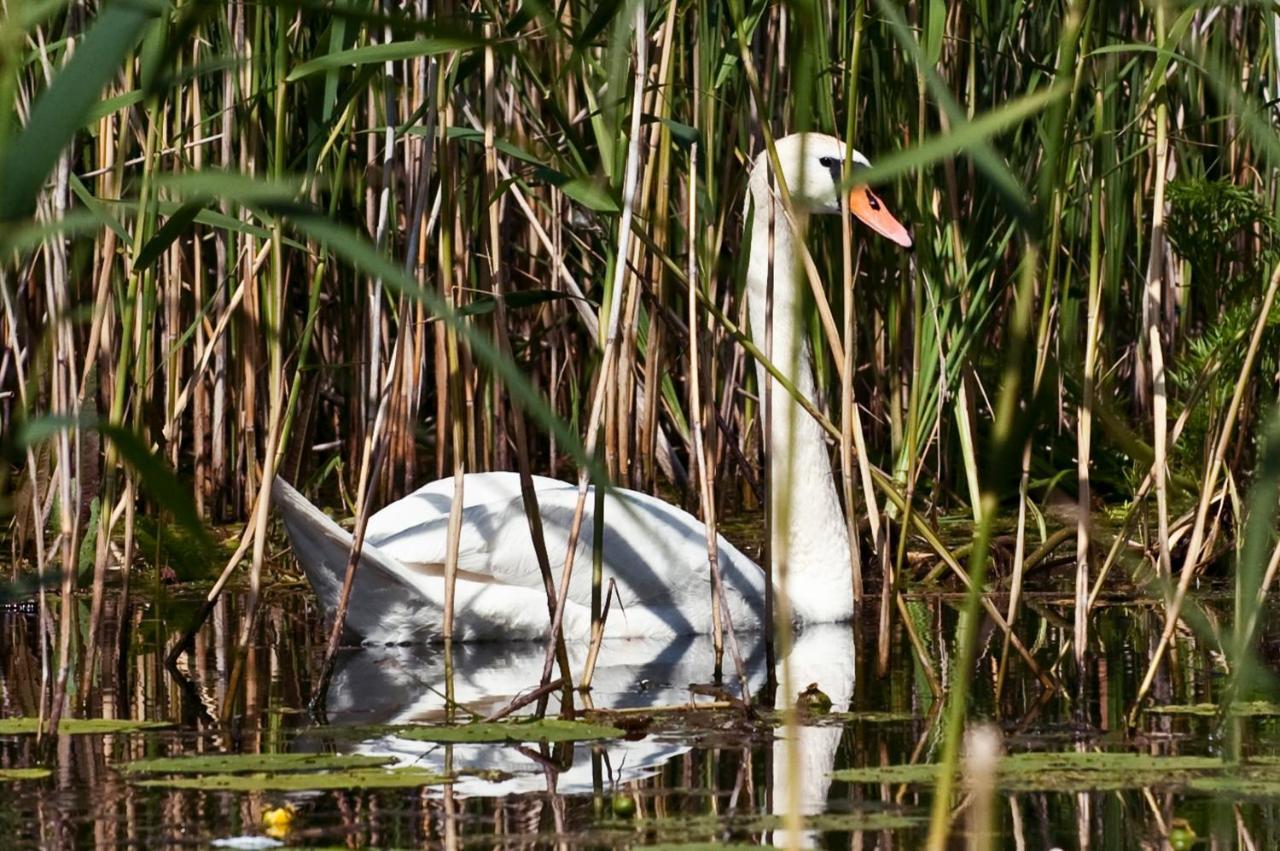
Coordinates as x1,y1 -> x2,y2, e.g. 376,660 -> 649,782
272,132 -> 912,644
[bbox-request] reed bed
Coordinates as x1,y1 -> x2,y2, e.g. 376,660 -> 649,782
3,0 -> 1280,844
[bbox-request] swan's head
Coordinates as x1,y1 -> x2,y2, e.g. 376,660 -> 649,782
755,132 -> 913,248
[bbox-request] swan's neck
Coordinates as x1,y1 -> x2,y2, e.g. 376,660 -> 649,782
746,185 -> 853,624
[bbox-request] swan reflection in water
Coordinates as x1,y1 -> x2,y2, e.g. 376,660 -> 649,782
324,623 -> 855,822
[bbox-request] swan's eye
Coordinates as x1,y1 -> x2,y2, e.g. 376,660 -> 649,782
818,156 -> 839,169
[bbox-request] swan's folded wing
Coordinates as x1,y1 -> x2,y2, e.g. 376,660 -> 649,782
271,478 -> 445,639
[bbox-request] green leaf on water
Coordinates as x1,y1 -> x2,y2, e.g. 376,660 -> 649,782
1145,702 -> 1280,717
133,767 -> 449,791
0,768 -> 51,781
0,717 -> 171,735
120,753 -> 394,775
395,718 -> 624,743
833,752 -> 1227,792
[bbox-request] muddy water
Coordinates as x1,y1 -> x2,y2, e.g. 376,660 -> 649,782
0,583 -> 1277,849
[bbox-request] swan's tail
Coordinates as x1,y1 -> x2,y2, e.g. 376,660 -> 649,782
271,477 -> 440,643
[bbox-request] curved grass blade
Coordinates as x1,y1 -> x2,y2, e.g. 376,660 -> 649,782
287,31 -> 486,82
872,0 -> 1033,225
285,213 -> 600,479
0,0 -> 161,220
133,200 -> 204,271
849,85 -> 1067,192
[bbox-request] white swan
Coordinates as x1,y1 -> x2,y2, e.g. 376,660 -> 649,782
273,132 -> 911,644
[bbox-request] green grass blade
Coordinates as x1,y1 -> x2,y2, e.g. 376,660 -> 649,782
0,0 -> 160,220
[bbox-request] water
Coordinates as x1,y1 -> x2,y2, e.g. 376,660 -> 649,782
1,583 -> 1278,849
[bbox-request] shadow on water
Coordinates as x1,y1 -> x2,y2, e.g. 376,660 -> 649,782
0,584 -> 1279,848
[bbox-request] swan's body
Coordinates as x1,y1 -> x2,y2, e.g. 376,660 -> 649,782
274,133 -> 910,644
274,473 -> 763,642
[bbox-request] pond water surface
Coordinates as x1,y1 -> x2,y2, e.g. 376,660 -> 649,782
1,579 -> 1278,849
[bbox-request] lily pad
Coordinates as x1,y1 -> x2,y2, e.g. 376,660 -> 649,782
121,753 -> 394,775
763,709 -> 916,726
133,767 -> 449,791
0,717 -> 170,735
394,718 -> 624,743
821,711 -> 918,724
0,768 -> 50,780
832,762 -> 940,785
834,752 -> 1226,792
1145,702 -> 1280,717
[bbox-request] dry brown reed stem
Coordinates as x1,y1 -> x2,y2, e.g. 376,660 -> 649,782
686,140 -> 751,702
537,3 -> 646,692
1080,361 -> 1211,613
839,0 -> 867,609
579,578 -> 616,690
459,111 -> 685,488
440,135 -> 465,644
1073,89 -> 1105,676
1129,259 -> 1280,721
688,139 -> 724,662
482,679 -> 566,723
894,593 -> 941,696
310,358 -> 402,708
40,138 -> 81,737
1144,6 -> 1174,594
0,271 -> 53,735
311,58 -> 417,688
481,25 -> 573,696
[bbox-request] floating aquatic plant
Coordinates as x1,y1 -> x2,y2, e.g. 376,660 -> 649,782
392,718 -> 624,743
0,718 -> 170,735
120,753 -> 394,775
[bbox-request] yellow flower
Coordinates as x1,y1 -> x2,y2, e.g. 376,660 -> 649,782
262,804 -> 295,839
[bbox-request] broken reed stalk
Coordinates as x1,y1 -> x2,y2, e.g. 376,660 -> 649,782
1144,0 -> 1174,594
1,275 -> 53,734
688,139 -> 724,666
311,56 -> 414,697
579,578 -> 616,690
1129,260 -> 1280,722
483,678 -> 566,723
537,2 -> 646,692
686,139 -> 752,703
1075,90 -> 1104,674
481,25 -> 575,699
839,0 -> 869,610
309,363 -> 400,711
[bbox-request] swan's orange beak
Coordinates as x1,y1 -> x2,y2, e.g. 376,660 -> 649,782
849,185 -> 913,248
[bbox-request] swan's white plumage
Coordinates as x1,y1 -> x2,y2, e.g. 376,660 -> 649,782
274,473 -> 763,643
274,132 -> 911,644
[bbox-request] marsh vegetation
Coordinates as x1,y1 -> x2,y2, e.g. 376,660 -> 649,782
3,0 -> 1280,847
